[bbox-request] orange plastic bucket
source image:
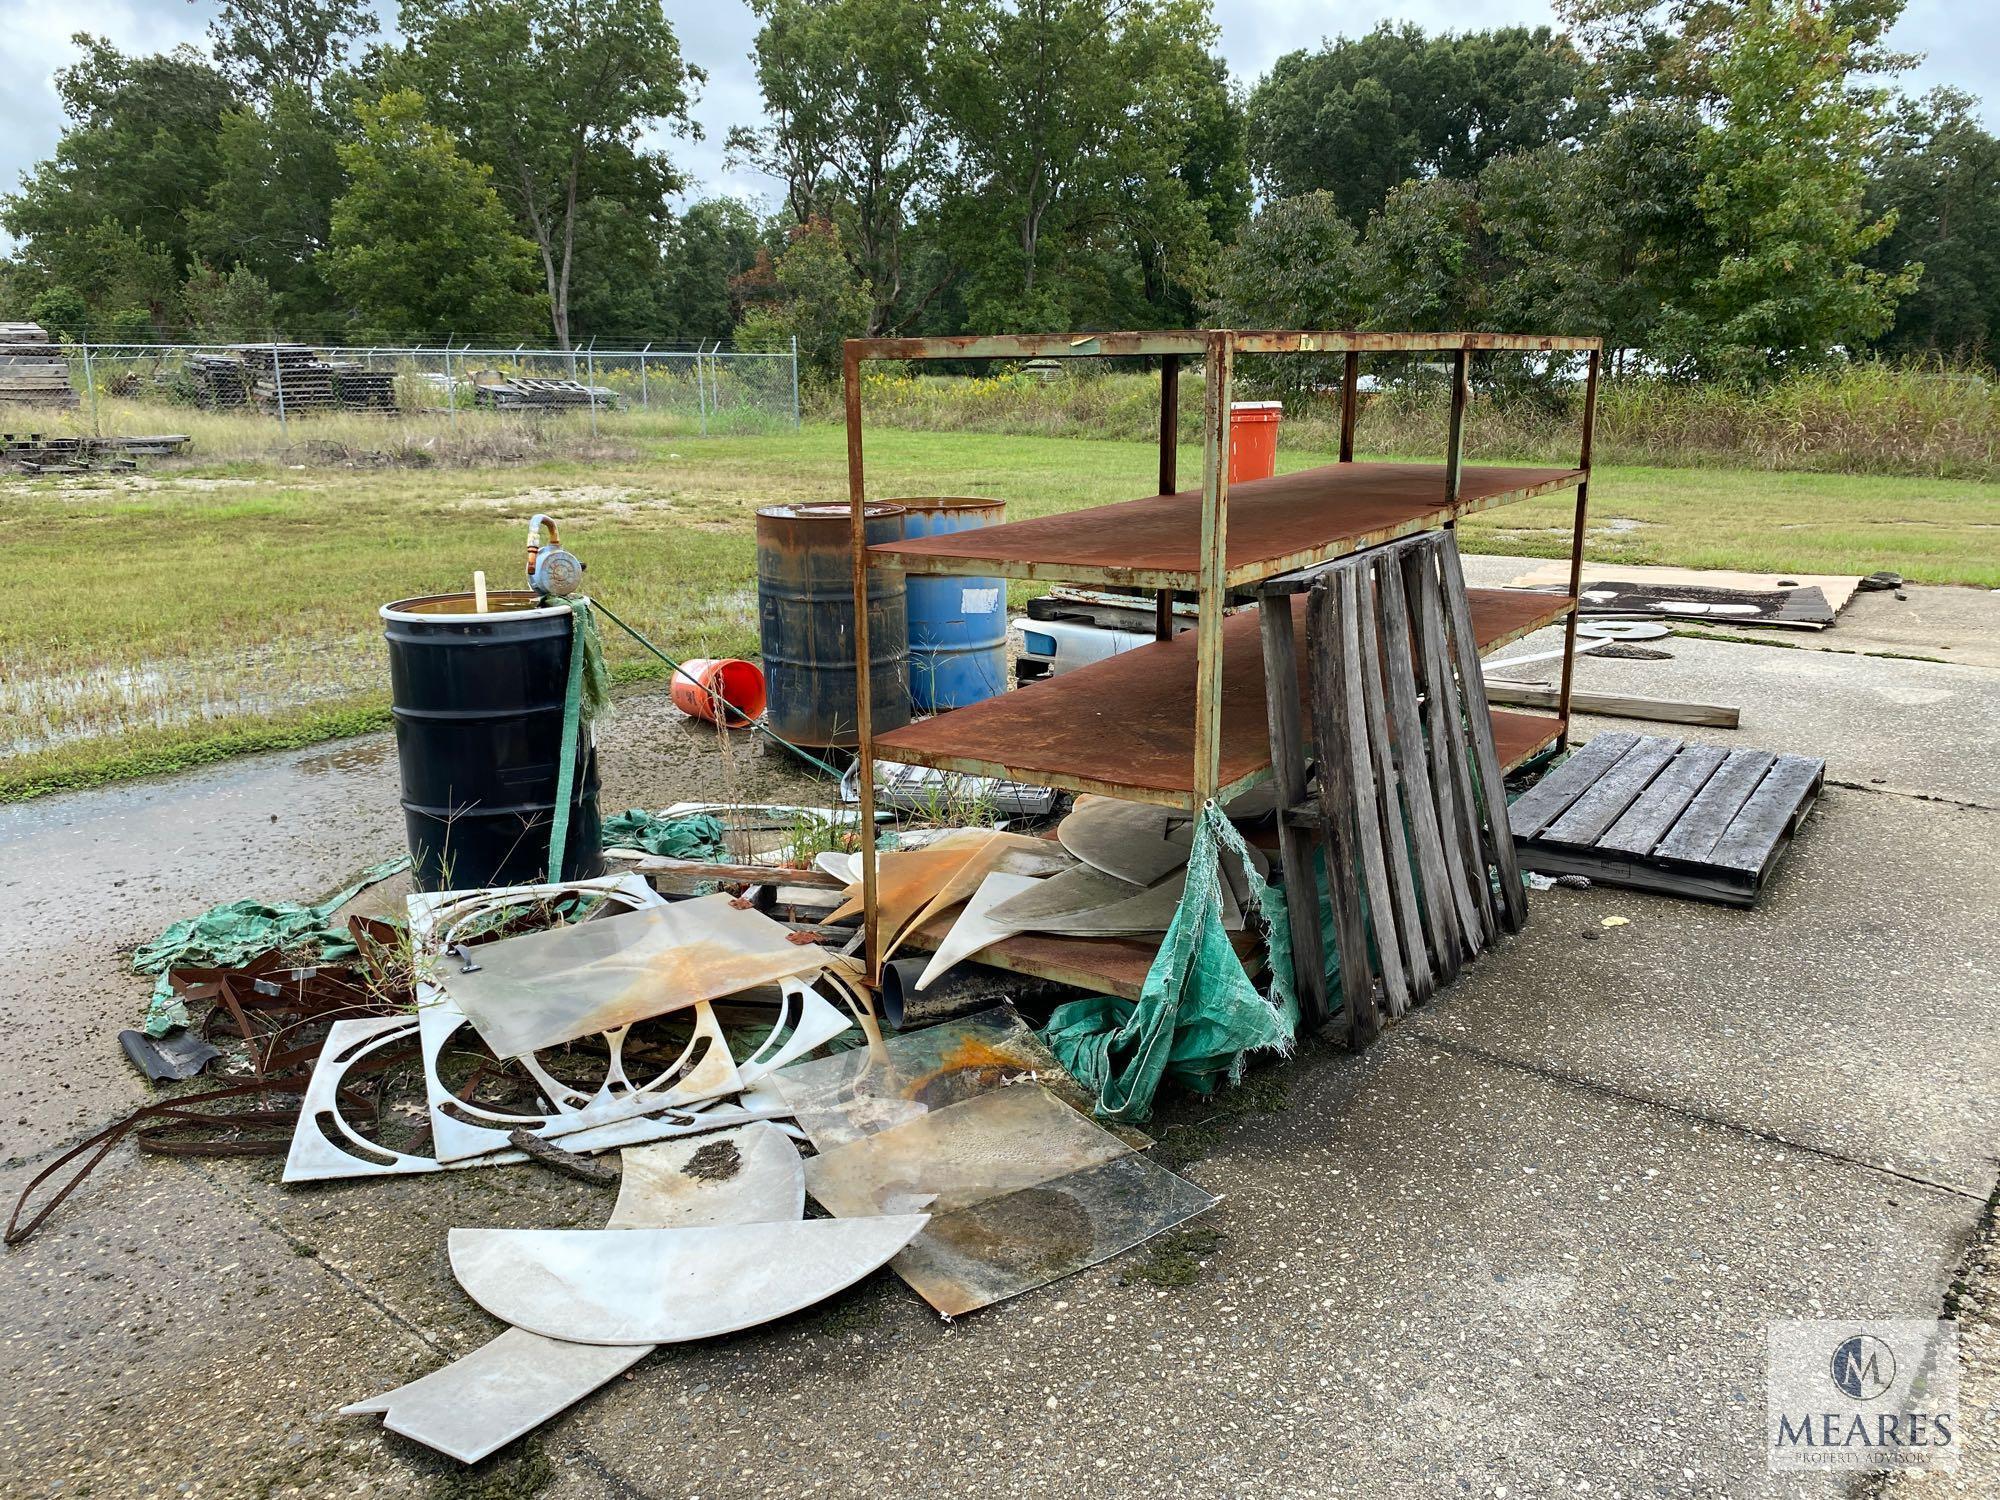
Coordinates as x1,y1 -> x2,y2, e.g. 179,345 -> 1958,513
670,657 -> 767,727
1228,400 -> 1282,484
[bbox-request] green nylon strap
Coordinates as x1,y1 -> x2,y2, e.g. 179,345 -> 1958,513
546,597 -> 590,883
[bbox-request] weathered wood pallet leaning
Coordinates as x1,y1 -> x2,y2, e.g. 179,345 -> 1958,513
1509,732 -> 1824,905
1261,530 -> 1528,1044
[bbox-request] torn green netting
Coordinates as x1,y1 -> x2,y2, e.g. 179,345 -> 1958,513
133,854 -> 411,1036
598,810 -> 729,860
1040,804 -> 1297,1123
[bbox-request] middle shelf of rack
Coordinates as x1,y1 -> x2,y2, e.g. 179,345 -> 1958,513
869,459 -> 1586,590
871,588 -> 1577,810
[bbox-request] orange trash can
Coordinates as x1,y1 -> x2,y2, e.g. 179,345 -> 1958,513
1228,401 -> 1282,484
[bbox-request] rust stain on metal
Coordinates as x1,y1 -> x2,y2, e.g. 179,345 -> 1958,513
868,461 -> 1583,590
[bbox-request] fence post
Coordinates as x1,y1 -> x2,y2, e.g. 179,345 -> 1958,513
640,342 -> 651,411
270,341 -> 288,438
585,344 -> 599,438
790,336 -> 801,428
444,338 -> 458,432
697,341 -> 710,436
79,341 -> 101,438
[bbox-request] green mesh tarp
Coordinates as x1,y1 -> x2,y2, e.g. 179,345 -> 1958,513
1040,805 -> 1297,1123
598,810 -> 729,860
133,853 -> 410,1035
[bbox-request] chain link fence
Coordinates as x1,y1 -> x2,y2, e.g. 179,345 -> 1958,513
1,337 -> 799,465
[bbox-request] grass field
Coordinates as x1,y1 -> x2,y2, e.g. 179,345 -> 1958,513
4,420 -> 1997,800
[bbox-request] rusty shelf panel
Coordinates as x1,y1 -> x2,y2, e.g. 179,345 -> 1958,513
872,589 -> 1577,807
847,331 -> 1603,362
1491,709 -> 1565,773
870,462 -> 1585,589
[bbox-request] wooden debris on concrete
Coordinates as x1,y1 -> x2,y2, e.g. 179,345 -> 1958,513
1483,680 -> 1741,728
0,323 -> 79,409
1510,732 -> 1824,905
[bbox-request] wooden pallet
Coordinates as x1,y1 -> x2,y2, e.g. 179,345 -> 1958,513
1509,733 -> 1824,905
1260,529 -> 1529,1042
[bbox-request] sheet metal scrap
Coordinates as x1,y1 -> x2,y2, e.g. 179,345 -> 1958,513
772,1002 -> 1143,1149
803,1086 -> 1218,1317
346,1124 -> 806,1464
448,1216 -> 930,1346
437,893 -> 832,1059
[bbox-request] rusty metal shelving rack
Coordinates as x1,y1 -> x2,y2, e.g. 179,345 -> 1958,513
844,329 -> 1603,997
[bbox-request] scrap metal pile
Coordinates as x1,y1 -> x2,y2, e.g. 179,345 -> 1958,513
21,812 -> 1241,1465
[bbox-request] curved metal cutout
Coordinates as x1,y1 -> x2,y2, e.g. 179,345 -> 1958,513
448,1216 -> 929,1345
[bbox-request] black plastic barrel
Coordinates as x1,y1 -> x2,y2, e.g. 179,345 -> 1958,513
380,590 -> 603,892
756,503 -> 910,747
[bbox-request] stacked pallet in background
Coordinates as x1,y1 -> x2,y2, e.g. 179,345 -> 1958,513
190,347 -> 399,414
471,372 -> 617,411
0,323 -> 79,409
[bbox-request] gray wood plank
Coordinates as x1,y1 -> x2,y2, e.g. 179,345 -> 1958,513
1506,731 -> 1641,839
1335,564 -> 1411,1018
1436,535 -> 1528,932
1259,595 -> 1335,1036
1355,562 -> 1434,1005
1542,736 -> 1681,847
1377,555 -> 1466,978
1412,549 -> 1497,943
1597,744 -> 1729,855
1307,575 -> 1379,1045
1401,547 -> 1483,962
1708,756 -> 1825,874
1655,749 -> 1778,863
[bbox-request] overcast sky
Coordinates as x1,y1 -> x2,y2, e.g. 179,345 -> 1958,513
0,0 -> 1991,245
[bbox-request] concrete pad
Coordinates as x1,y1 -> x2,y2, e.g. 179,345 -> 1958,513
523,1040 -> 1974,1499
1677,583 -> 2000,669
1492,624 -> 2000,806
0,1150 -> 439,1497
1409,786 -> 2000,1196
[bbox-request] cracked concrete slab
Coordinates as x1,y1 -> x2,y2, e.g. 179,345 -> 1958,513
1407,786 -> 2000,1196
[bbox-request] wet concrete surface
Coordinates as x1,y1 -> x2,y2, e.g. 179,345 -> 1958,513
2,616 -> 1997,1497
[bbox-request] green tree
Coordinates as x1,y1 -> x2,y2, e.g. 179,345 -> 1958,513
1672,0 -> 1916,380
181,261 -> 278,342
932,0 -> 1226,329
1247,25 -> 1602,221
730,0 -> 944,335
397,0 -> 703,348
1867,89 -> 2000,362
1,37 -> 238,306
25,287 -> 89,342
659,199 -> 767,338
207,0 -> 376,103
324,90 -> 547,339
186,85 -> 347,337
1207,192 -> 1365,405
734,218 -> 872,379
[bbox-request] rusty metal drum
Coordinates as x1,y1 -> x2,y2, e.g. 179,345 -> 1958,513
755,503 -> 910,747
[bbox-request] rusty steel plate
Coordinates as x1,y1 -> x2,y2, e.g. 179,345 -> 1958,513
869,462 -> 1584,588
874,589 -> 1575,803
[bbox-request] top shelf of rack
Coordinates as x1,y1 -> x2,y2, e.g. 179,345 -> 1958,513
846,329 -> 1604,361
869,460 -> 1585,590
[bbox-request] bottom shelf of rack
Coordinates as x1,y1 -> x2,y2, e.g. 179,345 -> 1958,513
893,711 -> 1566,1002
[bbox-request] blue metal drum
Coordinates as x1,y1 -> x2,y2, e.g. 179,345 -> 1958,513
894,497 -> 1008,713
